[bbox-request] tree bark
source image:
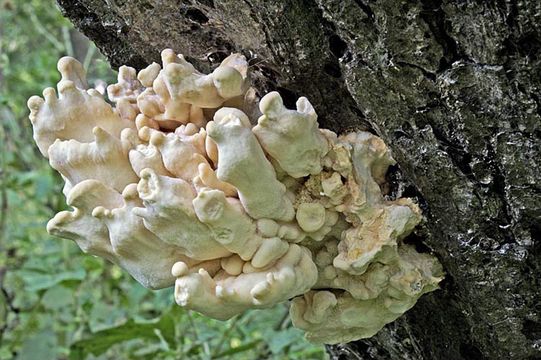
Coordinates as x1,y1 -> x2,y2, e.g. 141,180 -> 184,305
56,1 -> 540,359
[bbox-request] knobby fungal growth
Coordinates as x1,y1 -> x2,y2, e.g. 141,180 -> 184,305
28,49 -> 443,344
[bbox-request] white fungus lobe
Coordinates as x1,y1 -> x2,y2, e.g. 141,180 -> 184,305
28,49 -> 443,344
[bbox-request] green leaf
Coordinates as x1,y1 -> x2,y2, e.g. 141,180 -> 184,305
40,285 -> 73,310
19,268 -> 86,292
69,308 -> 176,359
18,330 -> 57,360
267,327 -> 304,354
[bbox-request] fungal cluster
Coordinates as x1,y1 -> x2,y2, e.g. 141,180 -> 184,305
28,49 -> 443,344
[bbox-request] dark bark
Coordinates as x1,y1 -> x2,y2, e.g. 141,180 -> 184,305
56,1 -> 541,359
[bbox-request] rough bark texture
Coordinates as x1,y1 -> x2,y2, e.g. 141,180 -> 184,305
56,1 -> 540,359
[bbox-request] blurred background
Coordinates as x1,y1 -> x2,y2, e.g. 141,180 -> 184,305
0,0 -> 327,358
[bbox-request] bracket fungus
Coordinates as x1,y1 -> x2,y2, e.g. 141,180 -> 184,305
28,50 -> 443,344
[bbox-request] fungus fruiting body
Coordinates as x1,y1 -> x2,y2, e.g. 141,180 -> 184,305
28,50 -> 443,344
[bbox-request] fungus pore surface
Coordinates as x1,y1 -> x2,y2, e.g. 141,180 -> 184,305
28,50 -> 443,344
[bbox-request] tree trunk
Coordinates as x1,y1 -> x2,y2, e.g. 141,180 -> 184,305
56,1 -> 540,358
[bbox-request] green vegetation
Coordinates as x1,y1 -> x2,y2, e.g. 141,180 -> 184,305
0,1 -> 326,358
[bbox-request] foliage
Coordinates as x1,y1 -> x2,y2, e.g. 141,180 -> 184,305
0,0 -> 327,358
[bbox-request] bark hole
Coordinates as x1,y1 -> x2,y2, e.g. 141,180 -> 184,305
183,8 -> 209,24
328,34 -> 348,59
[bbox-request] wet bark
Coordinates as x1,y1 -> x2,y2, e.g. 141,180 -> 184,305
56,1 -> 541,359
